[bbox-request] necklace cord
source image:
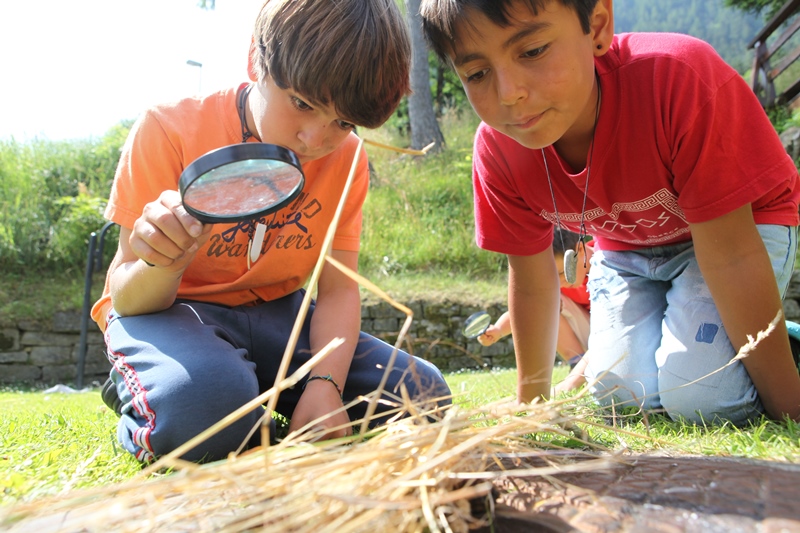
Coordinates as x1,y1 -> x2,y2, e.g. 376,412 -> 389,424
543,73 -> 601,268
543,151 -> 567,253
237,82 -> 257,269
578,75 -> 602,266
237,83 -> 254,144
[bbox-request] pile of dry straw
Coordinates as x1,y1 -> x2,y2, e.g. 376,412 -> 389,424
1,389 -> 610,532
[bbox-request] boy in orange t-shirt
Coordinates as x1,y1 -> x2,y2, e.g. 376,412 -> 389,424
94,0 -> 450,464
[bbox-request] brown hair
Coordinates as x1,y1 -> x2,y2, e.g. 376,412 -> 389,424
251,0 -> 411,129
420,0 -> 600,63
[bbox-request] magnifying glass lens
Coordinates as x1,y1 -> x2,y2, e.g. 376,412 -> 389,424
463,311 -> 491,339
183,160 -> 302,218
180,143 -> 305,224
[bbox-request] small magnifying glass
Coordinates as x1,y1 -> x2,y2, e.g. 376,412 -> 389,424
179,143 -> 305,223
463,310 -> 492,339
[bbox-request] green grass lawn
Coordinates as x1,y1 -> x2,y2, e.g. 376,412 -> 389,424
3,367 -> 800,508
0,388 -> 140,505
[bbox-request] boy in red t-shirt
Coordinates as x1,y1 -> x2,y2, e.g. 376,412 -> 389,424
421,0 -> 800,425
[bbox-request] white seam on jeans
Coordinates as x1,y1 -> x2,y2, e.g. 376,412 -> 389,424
177,302 -> 205,324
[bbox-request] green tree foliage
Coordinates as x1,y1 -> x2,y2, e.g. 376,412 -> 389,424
614,0 -> 763,72
723,0 -> 788,19
0,121 -> 130,273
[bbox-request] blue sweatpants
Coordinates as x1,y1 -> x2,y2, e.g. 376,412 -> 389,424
104,290 -> 451,463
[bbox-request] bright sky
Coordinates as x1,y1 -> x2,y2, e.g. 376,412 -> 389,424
0,0 -> 262,142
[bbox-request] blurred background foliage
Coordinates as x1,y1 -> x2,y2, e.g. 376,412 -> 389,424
1,0 -> 798,301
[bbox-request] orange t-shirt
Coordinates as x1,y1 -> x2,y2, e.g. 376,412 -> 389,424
91,86 -> 369,331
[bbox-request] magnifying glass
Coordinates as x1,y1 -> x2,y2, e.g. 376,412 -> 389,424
463,311 -> 492,339
179,143 -> 305,224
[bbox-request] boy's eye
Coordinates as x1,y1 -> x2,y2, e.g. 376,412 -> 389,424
337,119 -> 356,131
465,69 -> 488,83
291,96 -> 313,111
522,45 -> 548,59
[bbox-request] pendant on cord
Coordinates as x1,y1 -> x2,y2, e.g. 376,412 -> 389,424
563,248 -> 578,285
247,222 -> 267,270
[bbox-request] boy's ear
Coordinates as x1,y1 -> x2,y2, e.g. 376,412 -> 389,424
247,37 -> 259,82
591,0 -> 614,56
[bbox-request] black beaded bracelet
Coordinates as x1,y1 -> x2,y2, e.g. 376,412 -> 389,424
303,373 -> 343,400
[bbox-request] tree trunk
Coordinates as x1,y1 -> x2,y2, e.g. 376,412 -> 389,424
405,0 -> 445,153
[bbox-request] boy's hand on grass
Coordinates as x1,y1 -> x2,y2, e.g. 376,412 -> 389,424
553,373 -> 585,396
289,381 -> 352,441
553,356 -> 589,396
478,324 -> 502,346
131,190 -> 213,271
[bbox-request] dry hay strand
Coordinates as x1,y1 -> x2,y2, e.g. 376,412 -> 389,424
0,395 -> 613,533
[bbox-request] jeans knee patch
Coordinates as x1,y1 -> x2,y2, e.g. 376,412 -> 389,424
695,323 -> 719,344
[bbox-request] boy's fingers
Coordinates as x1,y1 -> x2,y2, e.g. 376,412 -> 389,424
478,332 -> 495,346
132,194 -> 209,267
159,190 -> 205,239
173,202 -> 206,238
302,424 -> 350,443
129,220 -> 187,266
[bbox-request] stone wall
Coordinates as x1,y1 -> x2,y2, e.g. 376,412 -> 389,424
0,300 -> 514,388
0,311 -> 108,387
360,299 -> 515,372
4,270 -> 800,388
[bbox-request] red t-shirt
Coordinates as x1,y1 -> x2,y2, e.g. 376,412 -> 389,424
561,238 -> 592,309
561,280 -> 590,310
473,33 -> 799,256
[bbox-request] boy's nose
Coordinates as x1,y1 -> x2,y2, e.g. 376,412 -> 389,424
298,125 -> 327,151
496,70 -> 526,106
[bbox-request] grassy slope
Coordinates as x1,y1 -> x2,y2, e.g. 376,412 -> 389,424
0,272 -> 88,326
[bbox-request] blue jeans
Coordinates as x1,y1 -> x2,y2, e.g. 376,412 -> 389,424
584,225 -> 797,425
105,290 -> 451,463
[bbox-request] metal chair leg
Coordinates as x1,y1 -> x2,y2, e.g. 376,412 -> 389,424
76,221 -> 117,389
